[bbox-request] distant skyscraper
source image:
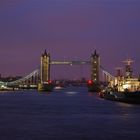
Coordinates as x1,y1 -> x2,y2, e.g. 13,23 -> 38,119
40,50 -> 50,83
91,50 -> 100,82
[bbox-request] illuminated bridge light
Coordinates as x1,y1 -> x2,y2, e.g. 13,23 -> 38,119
48,80 -> 52,84
87,80 -> 93,85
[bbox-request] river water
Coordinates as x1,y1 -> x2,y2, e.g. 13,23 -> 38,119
0,86 -> 140,140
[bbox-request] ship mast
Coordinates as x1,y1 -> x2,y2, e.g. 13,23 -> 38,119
122,58 -> 134,78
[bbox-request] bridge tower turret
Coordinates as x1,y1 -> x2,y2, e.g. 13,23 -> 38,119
91,50 -> 100,83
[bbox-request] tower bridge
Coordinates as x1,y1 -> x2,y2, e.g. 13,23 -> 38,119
39,50 -> 100,84
38,49 -> 101,91
1,49 -> 114,91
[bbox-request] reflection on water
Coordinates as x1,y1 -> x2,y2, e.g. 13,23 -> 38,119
117,102 -> 134,108
65,91 -> 78,95
0,87 -> 140,140
88,92 -> 94,96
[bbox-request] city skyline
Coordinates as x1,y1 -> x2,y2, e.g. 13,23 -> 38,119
0,0 -> 140,78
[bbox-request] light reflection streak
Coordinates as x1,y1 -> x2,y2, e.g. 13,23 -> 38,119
65,91 -> 78,95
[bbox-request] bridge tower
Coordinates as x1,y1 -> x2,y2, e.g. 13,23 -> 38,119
91,50 -> 100,83
41,50 -> 50,83
38,50 -> 53,91
88,50 -> 100,92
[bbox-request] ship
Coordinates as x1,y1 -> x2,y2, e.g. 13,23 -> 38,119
99,58 -> 140,103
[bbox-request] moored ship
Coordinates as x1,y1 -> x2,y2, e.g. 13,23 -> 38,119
100,58 -> 140,103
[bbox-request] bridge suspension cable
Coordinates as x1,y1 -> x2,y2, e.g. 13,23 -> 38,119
8,69 -> 39,85
100,66 -> 115,82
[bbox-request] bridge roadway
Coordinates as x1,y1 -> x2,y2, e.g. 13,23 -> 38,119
50,60 -> 91,65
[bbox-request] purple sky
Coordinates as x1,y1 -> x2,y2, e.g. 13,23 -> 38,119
0,0 -> 140,79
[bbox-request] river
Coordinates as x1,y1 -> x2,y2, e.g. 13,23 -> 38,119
0,86 -> 140,140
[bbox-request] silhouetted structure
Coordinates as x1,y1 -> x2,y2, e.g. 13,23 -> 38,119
88,50 -> 100,92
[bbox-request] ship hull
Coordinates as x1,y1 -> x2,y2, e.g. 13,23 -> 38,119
103,91 -> 140,104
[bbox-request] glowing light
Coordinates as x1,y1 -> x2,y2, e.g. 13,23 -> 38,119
48,80 -> 52,84
87,80 -> 93,85
66,91 -> 78,94
123,84 -> 131,89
